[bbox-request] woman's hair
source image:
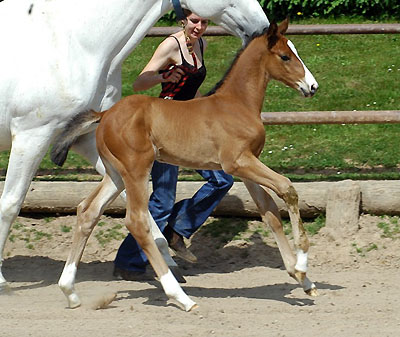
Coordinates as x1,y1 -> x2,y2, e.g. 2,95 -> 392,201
183,9 -> 192,18
179,9 -> 209,26
177,9 -> 192,24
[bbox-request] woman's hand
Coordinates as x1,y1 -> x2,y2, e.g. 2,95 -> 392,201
161,66 -> 185,83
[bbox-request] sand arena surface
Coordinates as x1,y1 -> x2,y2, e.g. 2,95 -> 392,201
1,214 -> 399,337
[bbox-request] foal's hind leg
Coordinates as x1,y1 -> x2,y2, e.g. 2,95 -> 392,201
226,154 -> 317,295
71,132 -> 183,281
122,171 -> 196,311
59,173 -> 124,308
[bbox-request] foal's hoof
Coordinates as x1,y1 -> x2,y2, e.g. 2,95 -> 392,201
187,303 -> 199,312
182,299 -> 198,312
305,287 -> 319,297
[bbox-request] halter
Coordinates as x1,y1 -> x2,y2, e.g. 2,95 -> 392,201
171,0 -> 185,21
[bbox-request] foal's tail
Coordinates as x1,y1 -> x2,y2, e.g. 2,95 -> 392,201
51,110 -> 102,167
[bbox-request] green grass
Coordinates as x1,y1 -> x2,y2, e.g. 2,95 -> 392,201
8,222 -> 53,250
304,214 -> 326,236
94,223 -> 126,247
377,215 -> 400,239
200,215 -> 325,247
0,18 -> 399,181
60,225 -> 72,233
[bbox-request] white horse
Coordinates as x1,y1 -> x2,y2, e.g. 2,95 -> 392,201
0,0 -> 269,291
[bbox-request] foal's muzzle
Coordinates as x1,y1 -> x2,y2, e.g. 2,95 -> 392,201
300,82 -> 318,97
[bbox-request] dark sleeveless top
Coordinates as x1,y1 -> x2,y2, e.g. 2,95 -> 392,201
159,36 -> 206,101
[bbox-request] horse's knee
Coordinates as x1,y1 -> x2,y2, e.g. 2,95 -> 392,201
125,213 -> 151,242
75,203 -> 98,237
0,195 -> 23,222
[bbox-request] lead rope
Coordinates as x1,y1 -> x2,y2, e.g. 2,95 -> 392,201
161,23 -> 198,100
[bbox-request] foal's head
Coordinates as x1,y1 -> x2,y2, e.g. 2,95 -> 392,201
264,19 -> 318,97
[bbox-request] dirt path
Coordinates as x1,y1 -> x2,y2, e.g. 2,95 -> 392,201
1,214 -> 399,337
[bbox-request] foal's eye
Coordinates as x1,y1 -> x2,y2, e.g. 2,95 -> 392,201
281,55 -> 290,61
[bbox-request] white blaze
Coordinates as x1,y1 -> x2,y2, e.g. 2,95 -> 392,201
287,40 -> 318,95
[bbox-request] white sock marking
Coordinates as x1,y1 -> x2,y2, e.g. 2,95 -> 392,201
160,270 -> 196,311
295,250 -> 308,272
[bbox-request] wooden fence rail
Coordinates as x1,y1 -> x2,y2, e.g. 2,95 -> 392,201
261,110 -> 400,125
148,24 -> 400,37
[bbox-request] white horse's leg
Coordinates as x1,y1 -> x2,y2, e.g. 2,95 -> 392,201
0,130 -> 54,290
59,173 -> 124,308
71,133 -> 182,279
71,130 -> 106,176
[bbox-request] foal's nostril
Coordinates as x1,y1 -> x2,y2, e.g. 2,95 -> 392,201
310,84 -> 318,95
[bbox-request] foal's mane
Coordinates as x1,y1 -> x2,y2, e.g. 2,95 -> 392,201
205,27 -> 269,97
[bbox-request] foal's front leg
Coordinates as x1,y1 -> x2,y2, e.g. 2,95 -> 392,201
227,154 -> 317,295
71,133 -> 184,281
243,179 -> 316,294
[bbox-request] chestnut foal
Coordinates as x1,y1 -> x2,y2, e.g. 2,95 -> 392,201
52,19 -> 318,311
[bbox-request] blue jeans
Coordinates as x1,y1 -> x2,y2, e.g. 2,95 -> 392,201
114,161 -> 234,272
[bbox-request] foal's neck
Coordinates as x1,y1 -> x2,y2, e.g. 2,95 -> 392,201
217,36 -> 269,113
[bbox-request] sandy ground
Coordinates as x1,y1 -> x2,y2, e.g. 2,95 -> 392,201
1,213 -> 399,337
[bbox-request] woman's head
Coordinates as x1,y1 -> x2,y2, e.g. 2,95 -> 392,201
181,10 -> 209,40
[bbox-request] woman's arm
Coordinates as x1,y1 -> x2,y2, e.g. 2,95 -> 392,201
133,37 -> 183,92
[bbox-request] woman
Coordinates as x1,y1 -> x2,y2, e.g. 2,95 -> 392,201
113,10 -> 234,281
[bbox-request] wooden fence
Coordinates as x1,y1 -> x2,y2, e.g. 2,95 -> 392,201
148,24 -> 400,36
261,110 -> 400,125
13,24 -> 398,218
148,24 -> 400,125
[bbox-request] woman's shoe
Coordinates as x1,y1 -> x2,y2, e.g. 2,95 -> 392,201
168,231 -> 197,263
113,267 -> 155,281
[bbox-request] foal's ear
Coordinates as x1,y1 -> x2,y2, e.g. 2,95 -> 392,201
278,18 -> 289,34
266,22 -> 279,49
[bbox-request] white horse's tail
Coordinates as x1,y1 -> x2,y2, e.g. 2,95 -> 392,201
51,110 -> 102,166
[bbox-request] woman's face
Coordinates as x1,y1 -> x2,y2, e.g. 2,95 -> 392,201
184,14 -> 209,40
